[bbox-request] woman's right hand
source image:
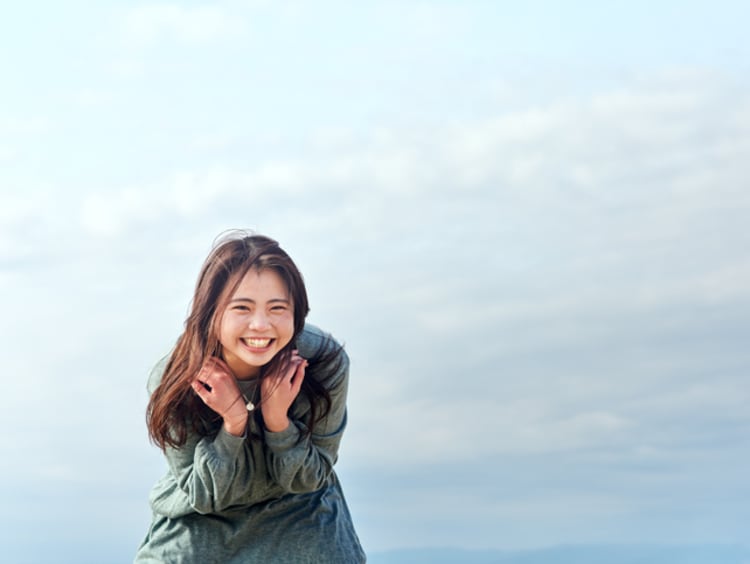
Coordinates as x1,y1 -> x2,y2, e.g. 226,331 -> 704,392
192,357 -> 248,436
260,350 -> 307,433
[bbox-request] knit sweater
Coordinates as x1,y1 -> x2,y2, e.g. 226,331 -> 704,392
134,324 -> 366,563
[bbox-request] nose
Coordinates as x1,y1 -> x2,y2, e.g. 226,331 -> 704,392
247,311 -> 271,331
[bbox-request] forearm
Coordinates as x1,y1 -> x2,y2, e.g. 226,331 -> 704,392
264,331 -> 351,493
264,409 -> 346,493
177,417 -> 249,512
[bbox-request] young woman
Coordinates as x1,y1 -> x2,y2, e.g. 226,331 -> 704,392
135,233 -> 365,563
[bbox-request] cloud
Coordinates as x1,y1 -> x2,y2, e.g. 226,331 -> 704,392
122,4 -> 245,48
4,67 -> 749,553
73,69 -> 749,237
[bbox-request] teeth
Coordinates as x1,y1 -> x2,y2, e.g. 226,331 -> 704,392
244,338 -> 271,348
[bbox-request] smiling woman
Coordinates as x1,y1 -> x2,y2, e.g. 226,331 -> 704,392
134,232 -> 365,563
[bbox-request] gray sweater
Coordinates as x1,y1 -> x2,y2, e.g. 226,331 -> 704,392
134,324 -> 366,563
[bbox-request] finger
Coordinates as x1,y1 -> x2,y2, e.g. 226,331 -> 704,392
200,360 -> 232,386
198,365 -> 216,386
201,358 -> 221,374
192,380 -> 210,402
203,355 -> 230,371
290,361 -> 306,393
194,369 -> 213,389
261,374 -> 282,396
287,349 -> 303,365
283,358 -> 304,384
268,357 -> 298,384
210,356 -> 233,374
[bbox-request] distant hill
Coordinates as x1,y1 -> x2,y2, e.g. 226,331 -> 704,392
368,544 -> 750,564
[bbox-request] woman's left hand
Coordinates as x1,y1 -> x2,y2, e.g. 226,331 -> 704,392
261,350 -> 307,432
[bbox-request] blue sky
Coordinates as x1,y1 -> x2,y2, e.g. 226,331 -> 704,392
1,1 -> 749,562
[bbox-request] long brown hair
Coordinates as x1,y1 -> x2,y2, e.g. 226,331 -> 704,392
146,231 -> 333,450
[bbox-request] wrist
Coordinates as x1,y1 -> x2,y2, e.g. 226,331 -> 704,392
263,413 -> 290,433
223,413 -> 248,437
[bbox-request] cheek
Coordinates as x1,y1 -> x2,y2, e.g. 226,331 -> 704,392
279,315 -> 295,341
216,314 -> 236,342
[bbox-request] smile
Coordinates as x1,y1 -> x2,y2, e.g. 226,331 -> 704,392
242,337 -> 273,348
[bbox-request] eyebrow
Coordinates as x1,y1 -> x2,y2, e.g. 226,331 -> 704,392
229,297 -> 291,304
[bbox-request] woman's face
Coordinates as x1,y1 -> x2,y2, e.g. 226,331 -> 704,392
217,268 -> 295,379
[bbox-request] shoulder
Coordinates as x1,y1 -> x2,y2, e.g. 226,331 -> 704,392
296,323 -> 346,360
147,355 -> 171,395
296,323 -> 350,384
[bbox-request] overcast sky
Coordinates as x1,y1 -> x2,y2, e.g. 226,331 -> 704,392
2,1 -> 749,562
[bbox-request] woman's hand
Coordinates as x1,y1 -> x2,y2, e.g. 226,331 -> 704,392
261,350 -> 307,432
192,357 -> 248,436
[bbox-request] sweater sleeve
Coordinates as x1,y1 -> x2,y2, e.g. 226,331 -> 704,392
161,428 -> 254,514
263,328 -> 350,494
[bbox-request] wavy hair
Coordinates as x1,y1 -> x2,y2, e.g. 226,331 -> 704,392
146,232 -> 334,450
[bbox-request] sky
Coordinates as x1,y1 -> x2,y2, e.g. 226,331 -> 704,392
1,1 -> 749,562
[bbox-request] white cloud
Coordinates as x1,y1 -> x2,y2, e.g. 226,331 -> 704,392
122,4 -> 245,48
80,188 -> 155,236
69,69 -> 748,246
4,67 -> 749,553
348,393 -> 637,465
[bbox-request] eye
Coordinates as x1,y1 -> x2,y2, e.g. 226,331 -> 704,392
232,304 -> 251,312
270,305 -> 288,312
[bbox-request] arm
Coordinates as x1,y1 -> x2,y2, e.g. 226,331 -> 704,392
147,358 -> 266,516
262,328 -> 351,494
161,427 -> 254,515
